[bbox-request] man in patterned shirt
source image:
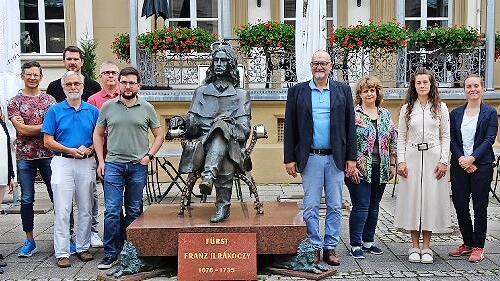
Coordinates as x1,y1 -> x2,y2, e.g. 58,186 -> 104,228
7,61 -> 56,257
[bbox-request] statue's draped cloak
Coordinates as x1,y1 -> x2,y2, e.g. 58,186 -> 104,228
179,83 -> 251,174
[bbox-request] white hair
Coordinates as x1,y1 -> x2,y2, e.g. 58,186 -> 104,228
61,71 -> 84,86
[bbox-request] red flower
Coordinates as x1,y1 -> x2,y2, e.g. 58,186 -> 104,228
166,37 -> 172,43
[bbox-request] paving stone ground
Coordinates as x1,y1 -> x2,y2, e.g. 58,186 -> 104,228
1,181 -> 500,280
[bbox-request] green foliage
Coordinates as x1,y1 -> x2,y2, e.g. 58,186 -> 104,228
496,32 -> 500,60
329,22 -> 408,51
111,33 -> 130,63
111,27 -> 218,63
137,26 -> 217,53
409,26 -> 482,52
234,21 -> 295,54
80,35 -> 98,79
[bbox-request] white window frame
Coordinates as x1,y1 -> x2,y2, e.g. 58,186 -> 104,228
404,0 -> 453,29
19,0 -> 65,55
164,0 -> 221,35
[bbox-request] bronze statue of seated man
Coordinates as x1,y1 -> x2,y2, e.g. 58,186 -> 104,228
169,43 -> 251,223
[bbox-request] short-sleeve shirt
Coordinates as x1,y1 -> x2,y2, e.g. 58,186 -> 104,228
7,92 -> 56,160
88,88 -> 119,109
97,97 -> 161,163
41,100 -> 99,149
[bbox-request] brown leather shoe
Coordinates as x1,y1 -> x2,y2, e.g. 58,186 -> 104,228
76,251 -> 93,262
323,249 -> 340,266
57,257 -> 71,268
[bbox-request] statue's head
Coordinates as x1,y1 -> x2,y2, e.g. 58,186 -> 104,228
205,42 -> 240,87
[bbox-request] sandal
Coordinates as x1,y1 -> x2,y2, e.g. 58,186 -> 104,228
420,248 -> 434,264
408,247 -> 420,263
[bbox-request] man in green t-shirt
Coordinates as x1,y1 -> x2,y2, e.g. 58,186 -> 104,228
93,67 -> 164,269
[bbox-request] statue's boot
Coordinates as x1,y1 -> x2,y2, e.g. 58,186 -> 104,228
210,187 -> 232,223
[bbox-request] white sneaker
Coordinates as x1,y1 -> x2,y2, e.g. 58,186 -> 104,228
408,248 -> 421,263
420,248 -> 434,264
91,232 -> 104,248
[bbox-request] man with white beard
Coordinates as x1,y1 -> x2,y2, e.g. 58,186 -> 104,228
41,71 -> 99,268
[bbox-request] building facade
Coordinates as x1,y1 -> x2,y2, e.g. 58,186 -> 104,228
18,0 -> 500,183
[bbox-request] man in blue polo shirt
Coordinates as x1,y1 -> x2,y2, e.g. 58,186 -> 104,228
42,71 -> 99,268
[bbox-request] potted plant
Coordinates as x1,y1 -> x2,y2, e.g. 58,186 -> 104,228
409,26 -> 483,52
111,27 -> 218,63
111,33 -> 131,63
328,22 -> 408,51
234,21 -> 295,54
234,21 -> 295,88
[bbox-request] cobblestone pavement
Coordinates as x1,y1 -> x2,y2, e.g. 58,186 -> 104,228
1,183 -> 500,280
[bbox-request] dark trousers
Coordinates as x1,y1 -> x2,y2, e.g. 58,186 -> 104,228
17,159 -> 53,232
346,164 -> 386,247
450,163 -> 493,248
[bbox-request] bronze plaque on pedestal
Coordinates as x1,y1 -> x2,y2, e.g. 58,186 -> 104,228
178,232 -> 257,281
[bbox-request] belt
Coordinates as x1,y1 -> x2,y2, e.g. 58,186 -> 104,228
310,149 -> 332,155
409,142 -> 439,151
55,152 -> 94,159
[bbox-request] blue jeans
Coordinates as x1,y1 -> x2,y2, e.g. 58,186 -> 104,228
301,155 -> 344,250
103,162 -> 148,258
17,158 -> 53,232
346,163 -> 386,247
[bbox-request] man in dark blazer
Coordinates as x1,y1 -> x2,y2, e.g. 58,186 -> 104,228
283,50 -> 357,266
449,75 -> 498,263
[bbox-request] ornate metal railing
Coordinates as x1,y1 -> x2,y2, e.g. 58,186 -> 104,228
137,44 -> 485,89
402,47 -> 486,88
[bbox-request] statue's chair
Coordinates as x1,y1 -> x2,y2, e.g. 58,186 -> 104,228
166,117 -> 267,216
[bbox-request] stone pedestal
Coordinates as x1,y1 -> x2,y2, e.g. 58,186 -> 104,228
127,201 -> 306,256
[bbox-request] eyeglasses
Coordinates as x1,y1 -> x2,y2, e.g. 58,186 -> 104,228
120,81 -> 139,86
311,61 -> 331,68
23,73 -> 41,78
64,82 -> 83,87
101,71 -> 118,76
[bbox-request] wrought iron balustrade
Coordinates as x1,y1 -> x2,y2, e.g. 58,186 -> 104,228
137,44 -> 485,89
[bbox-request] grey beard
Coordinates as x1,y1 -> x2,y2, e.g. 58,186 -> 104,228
66,92 -> 82,100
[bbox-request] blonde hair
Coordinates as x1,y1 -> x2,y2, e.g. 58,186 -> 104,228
355,76 -> 384,107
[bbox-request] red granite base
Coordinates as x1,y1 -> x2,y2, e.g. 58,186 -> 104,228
127,202 -> 306,256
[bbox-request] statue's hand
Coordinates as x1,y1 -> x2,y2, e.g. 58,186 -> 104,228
169,116 -> 185,129
213,114 -> 228,123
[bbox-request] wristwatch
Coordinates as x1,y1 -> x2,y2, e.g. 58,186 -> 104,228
146,153 -> 155,161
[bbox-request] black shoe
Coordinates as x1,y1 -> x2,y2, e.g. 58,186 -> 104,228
97,256 -> 118,270
199,176 -> 213,195
362,245 -> 384,255
210,206 -> 230,223
0,261 -> 6,267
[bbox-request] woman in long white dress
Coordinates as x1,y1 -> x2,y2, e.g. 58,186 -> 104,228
395,68 -> 451,264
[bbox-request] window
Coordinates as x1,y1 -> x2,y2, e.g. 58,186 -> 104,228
405,0 -> 452,30
165,0 -> 219,34
277,118 -> 285,142
281,0 -> 337,37
19,0 -> 65,54
283,0 -> 296,27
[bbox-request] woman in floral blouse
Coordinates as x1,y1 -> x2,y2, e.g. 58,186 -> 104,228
346,76 -> 397,259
